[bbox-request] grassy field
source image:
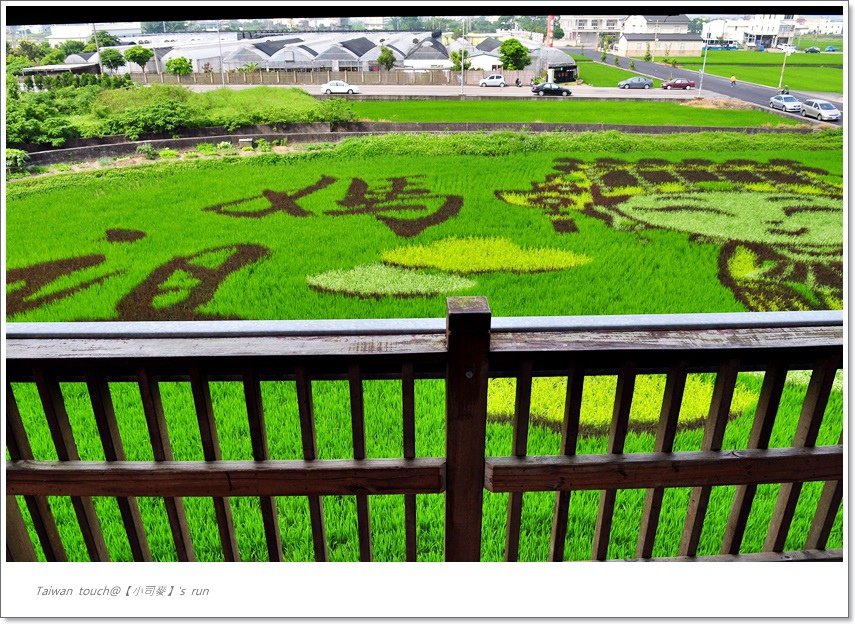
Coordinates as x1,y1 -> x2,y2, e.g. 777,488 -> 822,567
574,59 -> 662,88
348,99 -> 801,126
793,34 -> 844,53
7,131 -> 843,561
669,50 -> 843,93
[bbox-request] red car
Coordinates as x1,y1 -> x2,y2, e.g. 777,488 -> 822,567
662,78 -> 696,90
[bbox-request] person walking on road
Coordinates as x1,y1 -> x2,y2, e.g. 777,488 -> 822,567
730,75 -> 736,87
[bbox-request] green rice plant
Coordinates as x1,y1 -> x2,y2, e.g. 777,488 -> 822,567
216,141 -> 234,151
381,237 -> 591,274
183,151 -> 200,159
157,148 -> 179,159
487,374 -> 757,433
306,264 -> 475,298
241,146 -> 255,152
51,163 -> 72,172
195,142 -> 217,155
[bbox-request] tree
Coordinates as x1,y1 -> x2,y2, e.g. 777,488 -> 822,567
89,30 -> 121,47
450,49 -> 471,71
377,45 -> 396,71
39,49 -> 67,65
451,28 -> 463,40
240,62 -> 259,73
688,17 -> 706,34
99,48 -> 126,73
124,45 -> 154,74
58,40 -> 86,56
498,38 -> 530,70
165,56 -> 192,75
643,43 -> 652,62
142,21 -> 190,33
552,23 -> 565,40
12,40 -> 51,62
496,16 -> 516,30
5,54 -> 31,75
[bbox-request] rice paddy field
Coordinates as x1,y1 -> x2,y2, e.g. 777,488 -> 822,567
668,50 -> 843,93
6,130 -> 844,561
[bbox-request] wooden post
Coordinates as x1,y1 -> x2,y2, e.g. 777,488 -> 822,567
444,296 -> 491,561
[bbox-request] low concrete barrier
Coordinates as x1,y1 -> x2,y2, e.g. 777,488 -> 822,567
23,122 -> 819,165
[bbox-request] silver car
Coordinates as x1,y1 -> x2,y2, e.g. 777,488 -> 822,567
618,76 -> 653,89
802,99 -> 842,121
769,94 -> 802,112
479,74 -> 506,87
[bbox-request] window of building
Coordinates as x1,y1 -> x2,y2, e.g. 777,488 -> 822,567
591,19 -> 600,28
577,19 -> 587,28
607,20 -> 617,29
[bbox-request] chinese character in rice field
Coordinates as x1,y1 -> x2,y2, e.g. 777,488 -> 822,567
6,254 -> 120,317
116,244 -> 270,320
495,158 -> 842,311
330,176 -> 463,237
203,175 -> 462,237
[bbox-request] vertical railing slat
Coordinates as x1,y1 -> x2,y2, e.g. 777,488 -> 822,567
548,365 -> 584,562
242,369 -> 283,562
765,356 -> 839,552
678,358 -> 740,557
137,368 -> 194,562
804,432 -> 843,551
402,362 -> 418,562
636,362 -> 688,559
35,370 -> 110,562
348,364 -> 372,562
444,297 -> 491,562
6,381 -> 67,562
295,366 -> 328,562
720,363 -> 787,555
505,360 -> 533,562
6,495 -> 37,562
86,373 -> 151,562
189,367 -> 240,562
592,361 -> 636,561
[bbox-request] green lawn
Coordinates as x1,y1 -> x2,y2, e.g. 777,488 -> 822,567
576,60 -> 661,88
349,100 -> 801,127
7,131 -> 843,561
668,50 -> 843,93
793,34 -> 844,53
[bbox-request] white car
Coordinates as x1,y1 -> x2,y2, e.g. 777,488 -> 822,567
319,80 -> 360,95
479,74 -> 506,87
769,94 -> 802,113
802,99 -> 841,122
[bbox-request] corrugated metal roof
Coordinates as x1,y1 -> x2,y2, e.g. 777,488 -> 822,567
340,37 -> 376,58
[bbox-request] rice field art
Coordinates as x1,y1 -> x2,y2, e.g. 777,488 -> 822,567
6,134 -> 844,561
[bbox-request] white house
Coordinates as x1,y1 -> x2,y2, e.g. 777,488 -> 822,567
615,32 -> 704,58
558,15 -> 625,47
819,19 -> 843,35
622,15 -> 690,35
402,37 -> 451,69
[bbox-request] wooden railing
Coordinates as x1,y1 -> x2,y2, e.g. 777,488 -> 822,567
5,297 -> 843,562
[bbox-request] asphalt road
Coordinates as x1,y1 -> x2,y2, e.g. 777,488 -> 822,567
566,47 -> 843,125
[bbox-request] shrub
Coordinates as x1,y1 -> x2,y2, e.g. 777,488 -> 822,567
135,143 -> 157,159
184,151 -> 200,158
158,148 -> 179,159
5,148 -> 30,171
97,157 -> 113,167
241,146 -> 254,152
195,142 -> 217,155
254,137 -> 271,152
101,99 -> 194,140
165,57 -> 192,76
614,56 -> 621,66
629,60 -> 635,70
600,52 -> 607,62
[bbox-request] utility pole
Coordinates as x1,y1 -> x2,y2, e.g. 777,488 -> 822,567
460,16 -> 465,95
698,30 -> 710,97
217,19 -> 225,85
91,23 -> 103,74
777,48 -> 790,90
